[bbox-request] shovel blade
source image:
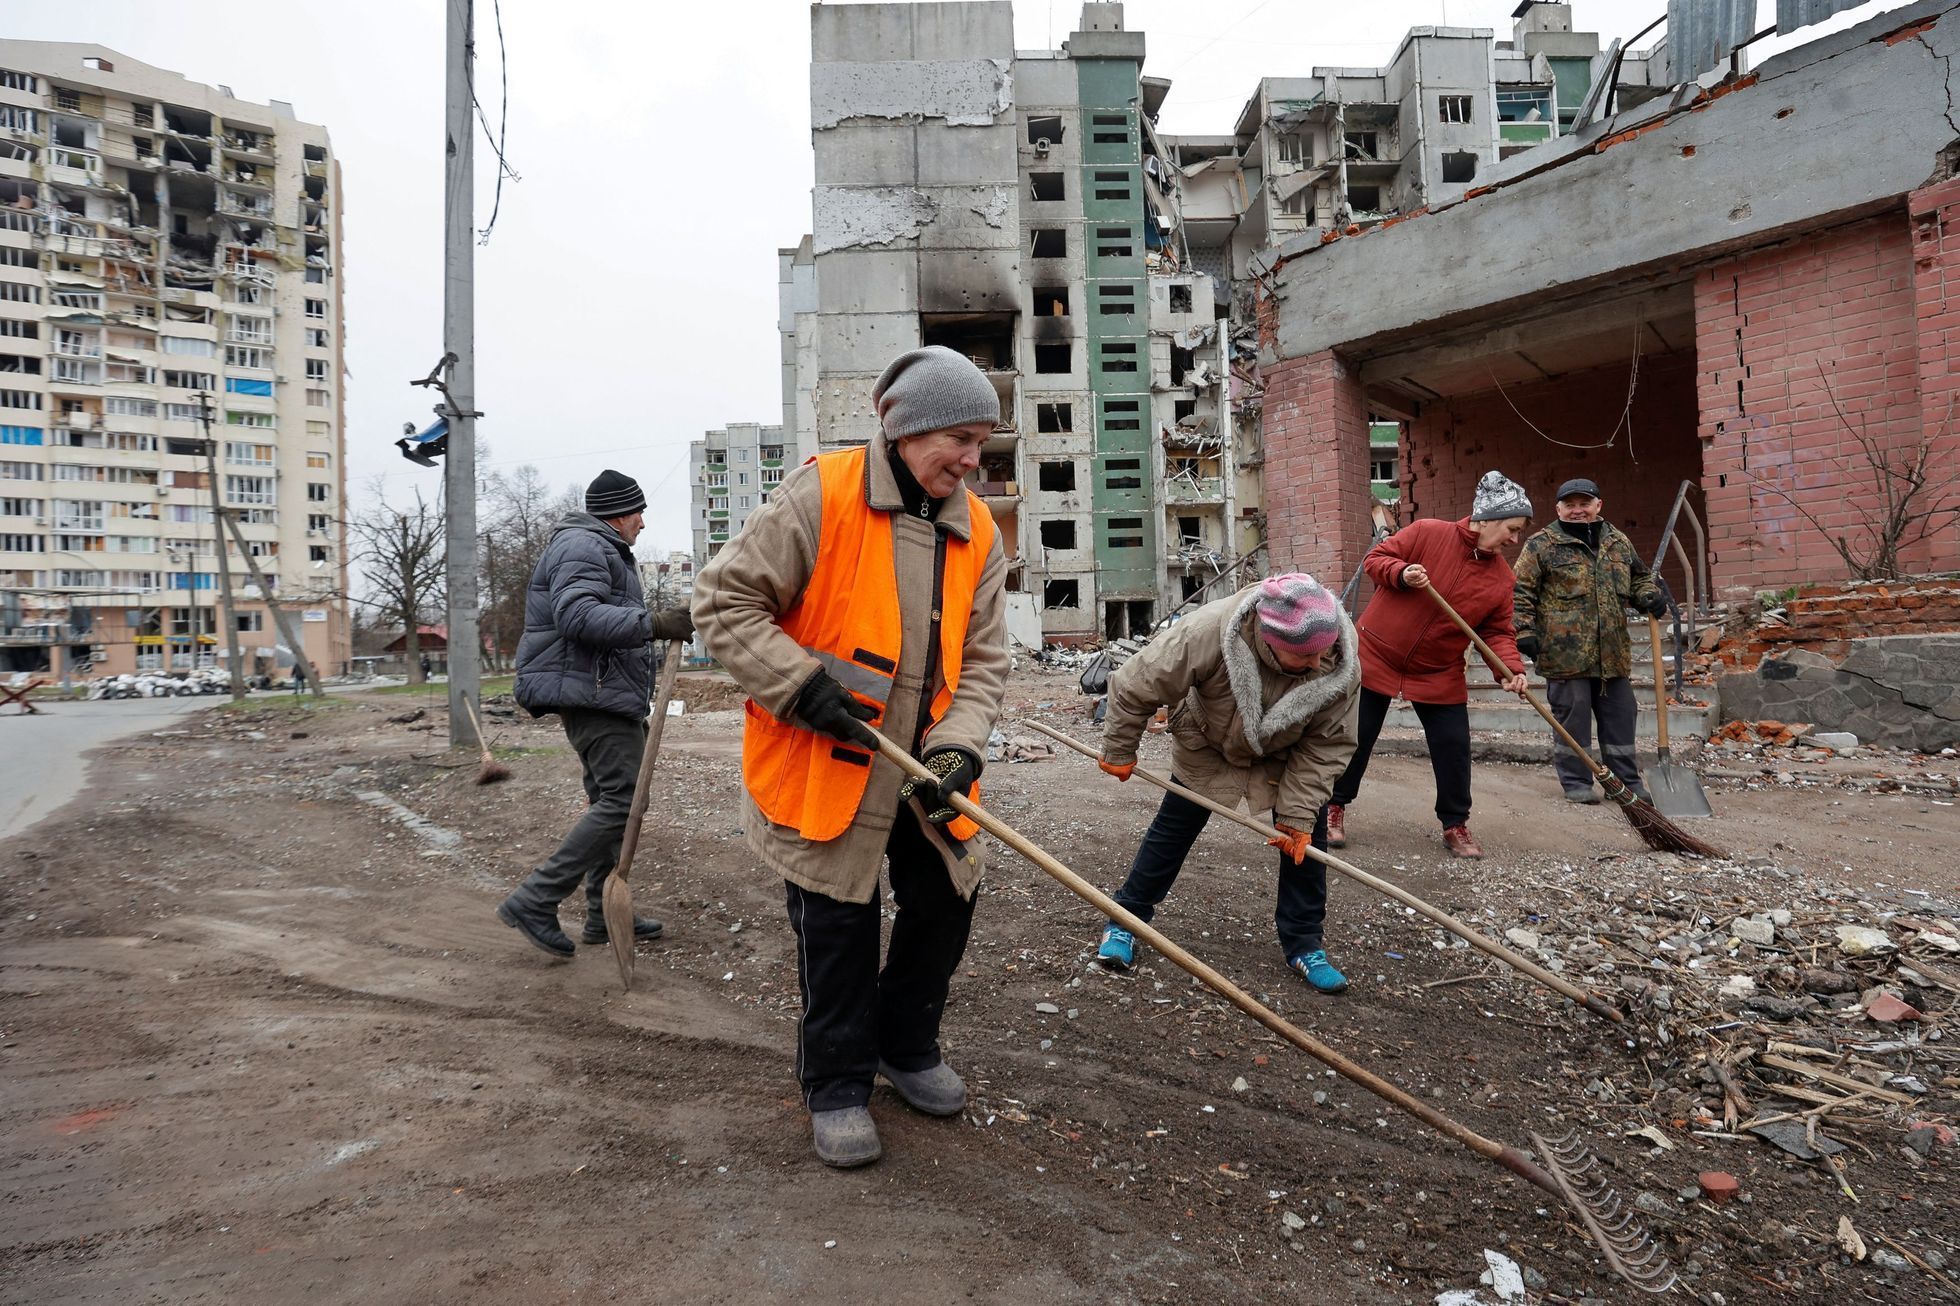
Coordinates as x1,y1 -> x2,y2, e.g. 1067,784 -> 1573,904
1646,759 -> 1712,819
602,872 -> 636,991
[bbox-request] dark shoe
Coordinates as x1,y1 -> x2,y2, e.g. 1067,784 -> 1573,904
1325,803 -> 1348,848
1563,788 -> 1601,805
1441,824 -> 1485,859
497,898 -> 574,959
878,1059 -> 967,1116
811,1106 -> 882,1167
581,915 -> 665,946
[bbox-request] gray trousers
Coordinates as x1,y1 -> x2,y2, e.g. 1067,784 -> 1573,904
1546,676 -> 1643,796
508,707 -> 646,916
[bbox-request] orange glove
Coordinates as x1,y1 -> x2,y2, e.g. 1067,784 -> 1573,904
1266,822 -> 1312,865
1098,756 -> 1135,782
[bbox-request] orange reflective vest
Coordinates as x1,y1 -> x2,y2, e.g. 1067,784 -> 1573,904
742,444 -> 995,844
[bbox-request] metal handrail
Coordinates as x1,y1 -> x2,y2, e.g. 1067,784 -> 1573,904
1649,479 -> 1712,699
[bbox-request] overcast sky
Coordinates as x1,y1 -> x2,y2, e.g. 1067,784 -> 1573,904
9,0 -> 1904,564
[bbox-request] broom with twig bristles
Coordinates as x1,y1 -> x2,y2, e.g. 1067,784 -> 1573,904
1423,585 -> 1725,859
459,696 -> 511,785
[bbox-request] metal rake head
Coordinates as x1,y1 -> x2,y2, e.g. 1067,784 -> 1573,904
1531,1130 -> 1679,1296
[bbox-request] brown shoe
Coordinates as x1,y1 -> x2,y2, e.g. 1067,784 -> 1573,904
1442,824 -> 1484,858
1325,804 -> 1348,849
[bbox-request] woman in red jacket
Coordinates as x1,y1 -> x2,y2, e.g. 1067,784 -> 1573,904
1326,471 -> 1533,859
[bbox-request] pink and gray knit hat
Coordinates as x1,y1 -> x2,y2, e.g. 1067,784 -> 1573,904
1255,573 -> 1341,655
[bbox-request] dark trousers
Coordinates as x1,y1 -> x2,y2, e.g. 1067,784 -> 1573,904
1109,780 -> 1331,960
508,707 -> 646,917
1546,676 -> 1643,795
1330,686 -> 1473,827
784,807 -> 977,1112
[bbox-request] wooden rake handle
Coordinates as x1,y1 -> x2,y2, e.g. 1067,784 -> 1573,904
1422,585 -> 1617,788
867,729 -> 1563,1197
1019,719 -> 1622,1024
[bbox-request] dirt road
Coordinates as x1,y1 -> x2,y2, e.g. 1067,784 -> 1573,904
2,670 -> 1954,1303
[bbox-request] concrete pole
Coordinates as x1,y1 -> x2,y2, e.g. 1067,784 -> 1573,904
442,0 -> 482,748
196,392 -> 247,700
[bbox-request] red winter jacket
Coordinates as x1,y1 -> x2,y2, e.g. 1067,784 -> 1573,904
1354,518 -> 1524,706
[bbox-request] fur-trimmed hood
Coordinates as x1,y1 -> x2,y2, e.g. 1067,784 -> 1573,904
1221,586 -> 1359,754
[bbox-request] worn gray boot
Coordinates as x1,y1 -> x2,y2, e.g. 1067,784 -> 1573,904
878,1059 -> 967,1117
810,1106 -> 881,1168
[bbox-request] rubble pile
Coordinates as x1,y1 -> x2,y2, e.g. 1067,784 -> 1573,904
1702,720 -> 1960,797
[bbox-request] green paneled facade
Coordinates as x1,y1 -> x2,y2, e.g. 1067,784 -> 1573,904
1075,56 -> 1155,602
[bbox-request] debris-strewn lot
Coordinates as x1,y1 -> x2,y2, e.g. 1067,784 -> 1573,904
2,667 -> 1956,1304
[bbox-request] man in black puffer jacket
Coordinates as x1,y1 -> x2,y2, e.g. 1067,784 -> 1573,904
497,469 -> 694,958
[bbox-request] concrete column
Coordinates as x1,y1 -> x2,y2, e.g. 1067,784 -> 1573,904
1261,348 -> 1375,585
1909,177 -> 1960,575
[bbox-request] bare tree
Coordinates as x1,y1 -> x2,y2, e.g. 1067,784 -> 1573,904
479,467 -> 580,671
1744,367 -> 1960,581
347,481 -> 447,683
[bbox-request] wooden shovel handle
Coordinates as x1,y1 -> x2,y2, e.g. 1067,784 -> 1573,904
610,640 -> 685,885
1646,615 -> 1671,755
1421,586 -> 1613,786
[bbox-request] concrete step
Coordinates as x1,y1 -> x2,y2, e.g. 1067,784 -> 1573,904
1384,699 -> 1714,738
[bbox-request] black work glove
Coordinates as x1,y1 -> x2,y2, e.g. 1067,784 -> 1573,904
1515,634 -> 1541,661
1638,591 -> 1668,618
793,667 -> 878,748
899,745 -> 982,824
651,606 -> 695,642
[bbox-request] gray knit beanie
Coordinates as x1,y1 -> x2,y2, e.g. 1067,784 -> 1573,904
872,345 -> 1001,440
1469,470 -> 1533,522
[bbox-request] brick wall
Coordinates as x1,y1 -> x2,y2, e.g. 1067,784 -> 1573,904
1908,178 -> 1960,576
1401,349 -> 1702,597
1721,577 -> 1960,665
1696,215 -> 1925,596
1261,349 -> 1375,585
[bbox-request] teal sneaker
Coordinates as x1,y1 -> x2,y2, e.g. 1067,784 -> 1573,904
1290,949 -> 1349,994
1096,924 -> 1135,970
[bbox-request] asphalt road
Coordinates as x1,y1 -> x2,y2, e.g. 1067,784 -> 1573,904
0,695 -> 211,842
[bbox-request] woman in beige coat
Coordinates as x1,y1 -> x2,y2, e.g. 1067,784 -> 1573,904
1094,574 -> 1360,992
694,346 -> 1009,1168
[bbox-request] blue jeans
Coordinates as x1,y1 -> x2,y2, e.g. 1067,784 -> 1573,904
1109,779 -> 1331,959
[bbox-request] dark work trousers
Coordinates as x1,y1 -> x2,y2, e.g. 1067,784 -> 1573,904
1108,780 -> 1332,961
1329,686 -> 1474,828
507,707 -> 646,918
784,806 -> 978,1112
1546,676 -> 1644,795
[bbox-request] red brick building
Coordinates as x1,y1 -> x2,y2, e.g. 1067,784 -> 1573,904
1254,1 -> 1960,606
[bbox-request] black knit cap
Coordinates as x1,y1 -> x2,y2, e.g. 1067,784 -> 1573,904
586,468 -> 645,518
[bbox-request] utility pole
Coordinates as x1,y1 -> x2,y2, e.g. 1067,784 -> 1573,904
196,391 -> 246,701
441,0 -> 482,748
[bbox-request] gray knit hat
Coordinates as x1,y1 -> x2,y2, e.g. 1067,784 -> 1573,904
1469,470 -> 1532,522
872,345 -> 1001,440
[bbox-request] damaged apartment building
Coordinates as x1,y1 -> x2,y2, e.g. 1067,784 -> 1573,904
777,1 -> 1244,645
0,42 -> 348,678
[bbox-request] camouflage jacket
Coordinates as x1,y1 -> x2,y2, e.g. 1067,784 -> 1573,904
1512,521 -> 1659,681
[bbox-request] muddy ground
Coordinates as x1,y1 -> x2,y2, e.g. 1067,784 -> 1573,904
2,667 -> 1956,1304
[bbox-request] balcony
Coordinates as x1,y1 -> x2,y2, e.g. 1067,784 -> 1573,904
1164,475 -> 1225,504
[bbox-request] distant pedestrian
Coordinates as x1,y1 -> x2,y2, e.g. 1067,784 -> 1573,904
1512,477 -> 1666,804
1091,573 -> 1361,994
695,345 -> 1010,1169
420,652 -> 433,680
497,469 -> 695,959
291,662 -> 306,694
1326,470 -> 1533,860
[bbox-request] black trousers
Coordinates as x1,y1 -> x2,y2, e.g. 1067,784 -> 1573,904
784,806 -> 977,1112
1329,686 -> 1474,828
509,707 -> 646,917
1546,676 -> 1643,795
1109,780 -> 1331,960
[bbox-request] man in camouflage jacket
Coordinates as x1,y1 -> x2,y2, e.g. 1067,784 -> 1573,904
1512,478 -> 1667,803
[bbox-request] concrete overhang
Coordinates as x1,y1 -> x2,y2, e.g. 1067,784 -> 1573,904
1066,29 -> 1146,60
1141,75 -> 1172,118
1256,0 -> 1960,364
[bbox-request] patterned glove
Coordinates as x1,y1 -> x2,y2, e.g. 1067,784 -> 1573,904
900,746 -> 982,824
1098,756 -> 1135,782
1266,822 -> 1313,866
793,668 -> 878,748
